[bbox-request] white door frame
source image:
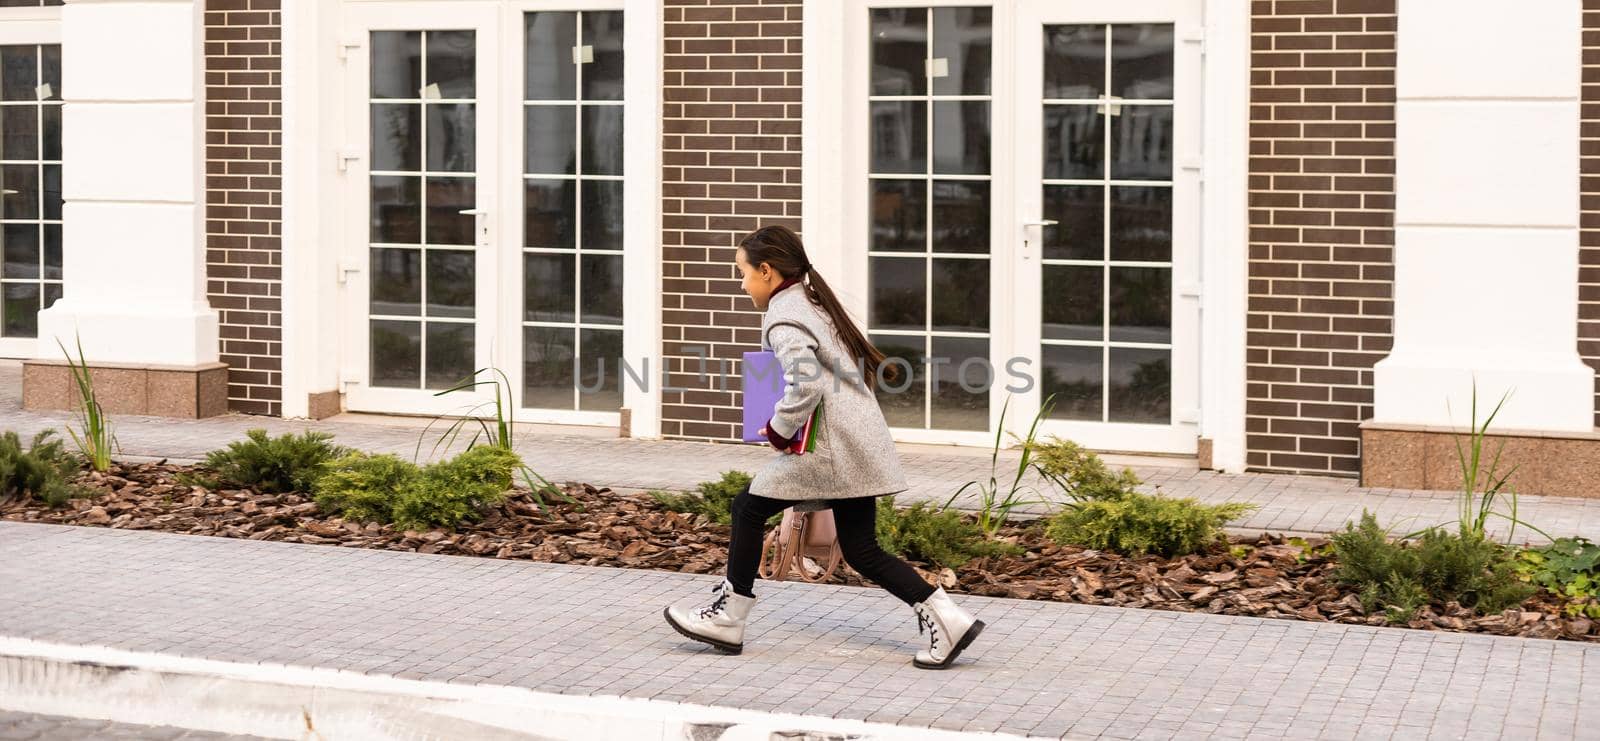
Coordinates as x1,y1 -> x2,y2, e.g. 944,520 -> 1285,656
340,2 -> 502,417
0,8 -> 63,361
802,0 -> 1248,464
282,0 -> 662,431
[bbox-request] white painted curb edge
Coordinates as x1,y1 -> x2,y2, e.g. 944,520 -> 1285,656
0,637 -> 1030,740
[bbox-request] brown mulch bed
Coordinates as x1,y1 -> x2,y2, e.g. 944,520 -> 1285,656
2,460 -> 1594,642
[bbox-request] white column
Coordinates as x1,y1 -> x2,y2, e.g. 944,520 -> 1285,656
35,0 -> 218,367
1374,0 -> 1593,431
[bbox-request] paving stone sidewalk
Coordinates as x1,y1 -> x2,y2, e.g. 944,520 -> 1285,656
0,710 -> 264,740
2,522 -> 1597,740
3,361 -> 1597,543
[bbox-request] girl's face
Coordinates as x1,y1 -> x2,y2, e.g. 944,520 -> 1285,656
736,247 -> 781,310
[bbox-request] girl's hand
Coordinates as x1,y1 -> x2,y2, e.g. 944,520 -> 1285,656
758,426 -> 800,455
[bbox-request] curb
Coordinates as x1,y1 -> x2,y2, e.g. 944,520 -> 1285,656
0,637 -> 1030,741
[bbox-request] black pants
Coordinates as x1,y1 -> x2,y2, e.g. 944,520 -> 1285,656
726,488 -> 936,606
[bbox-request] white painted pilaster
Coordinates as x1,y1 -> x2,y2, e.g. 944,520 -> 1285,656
35,0 -> 218,367
1374,0 -> 1594,431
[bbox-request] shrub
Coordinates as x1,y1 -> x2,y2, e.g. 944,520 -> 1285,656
392,445 -> 521,531
649,470 -> 752,525
314,452 -> 419,524
876,496 -> 1021,570
314,446 -> 521,531
1333,510 -> 1534,621
0,430 -> 80,508
1028,437 -> 1143,502
1044,491 -> 1255,558
205,429 -> 350,494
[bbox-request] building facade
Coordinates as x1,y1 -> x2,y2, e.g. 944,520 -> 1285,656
8,0 -> 1599,494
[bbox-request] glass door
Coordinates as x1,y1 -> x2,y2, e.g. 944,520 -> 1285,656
343,4 -> 499,415
1014,0 -> 1200,454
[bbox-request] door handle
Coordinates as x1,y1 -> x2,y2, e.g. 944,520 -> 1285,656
459,208 -> 489,216
1022,219 -> 1058,228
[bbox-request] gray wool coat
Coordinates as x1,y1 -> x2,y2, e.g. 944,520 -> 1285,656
746,283 -> 909,507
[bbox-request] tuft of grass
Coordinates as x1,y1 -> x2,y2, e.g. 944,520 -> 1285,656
58,335 -> 116,472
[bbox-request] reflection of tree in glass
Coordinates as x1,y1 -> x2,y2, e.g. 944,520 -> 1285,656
372,324 -> 420,386
1109,357 -> 1169,423
1040,364 -> 1100,420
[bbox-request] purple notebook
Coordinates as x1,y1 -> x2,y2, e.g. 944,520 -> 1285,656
742,350 -> 785,442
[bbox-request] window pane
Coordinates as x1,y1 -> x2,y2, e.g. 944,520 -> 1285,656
3,282 -> 38,337
1109,267 -> 1170,344
0,105 -> 37,160
1112,24 -> 1174,100
582,11 -> 624,101
371,104 -> 421,172
1042,344 -> 1101,421
870,8 -> 927,96
425,31 -> 475,99
370,247 -> 420,316
871,100 -> 926,174
1110,186 -> 1171,262
425,321 -> 475,390
42,223 -> 59,279
371,32 -> 422,99
40,45 -> 58,98
372,319 -> 422,387
931,100 -> 988,175
424,177 -> 475,245
1110,105 -> 1172,180
1043,105 -> 1102,180
41,164 -> 58,220
371,176 -> 421,243
426,104 -> 475,173
581,179 -> 623,251
930,335 -> 988,431
525,105 -> 576,175
41,104 -> 59,159
1109,347 -> 1169,424
526,12 -> 578,101
581,104 -> 623,176
580,254 -> 623,325
931,258 -> 988,332
1044,25 -> 1104,99
871,333 -> 925,428
524,326 -> 576,409
524,252 -> 576,323
3,223 -> 38,279
1,164 -> 37,219
525,179 -> 576,249
425,249 -> 475,318
871,179 -> 925,253
1042,265 -> 1102,342
931,7 -> 991,96
870,256 -> 924,331
1042,185 -> 1102,261
930,180 -> 988,254
1,46 -> 37,102
577,328 -> 623,411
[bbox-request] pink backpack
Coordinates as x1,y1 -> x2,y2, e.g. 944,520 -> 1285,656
758,508 -> 843,582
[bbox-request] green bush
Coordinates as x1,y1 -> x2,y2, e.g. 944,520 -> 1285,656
314,446 -> 521,531
1044,491 -> 1255,558
649,470 -> 752,525
876,496 -> 1021,570
392,445 -> 520,531
313,452 -> 419,524
1028,437 -> 1143,502
0,430 -> 80,508
1333,510 -> 1534,622
205,429 -> 350,493
1516,537 -> 1600,618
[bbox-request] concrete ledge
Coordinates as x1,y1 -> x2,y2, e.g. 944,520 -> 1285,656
0,639 -> 1003,741
22,359 -> 228,419
1360,421 -> 1600,498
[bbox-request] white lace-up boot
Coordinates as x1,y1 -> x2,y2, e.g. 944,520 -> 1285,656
911,588 -> 984,669
664,579 -> 756,655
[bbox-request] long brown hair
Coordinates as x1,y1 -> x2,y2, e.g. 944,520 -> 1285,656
739,224 -> 897,383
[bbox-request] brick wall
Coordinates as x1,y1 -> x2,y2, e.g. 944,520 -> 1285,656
1246,0 -> 1396,476
204,0 -> 283,416
1583,0 -> 1600,426
660,0 -> 802,441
